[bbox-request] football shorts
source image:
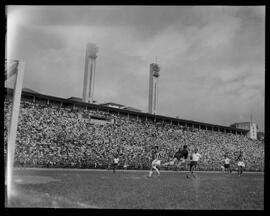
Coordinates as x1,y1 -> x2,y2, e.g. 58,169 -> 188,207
152,159 -> 161,167
180,158 -> 186,163
224,164 -> 230,169
190,161 -> 197,167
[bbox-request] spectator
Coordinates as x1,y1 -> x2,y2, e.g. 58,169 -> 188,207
4,97 -> 264,171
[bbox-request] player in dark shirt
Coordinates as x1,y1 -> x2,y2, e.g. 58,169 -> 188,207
174,146 -> 189,161
164,145 -> 189,170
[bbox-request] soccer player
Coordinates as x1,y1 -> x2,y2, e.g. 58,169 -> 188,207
163,145 -> 189,170
236,151 -> 245,176
187,148 -> 201,178
148,146 -> 162,177
224,154 -> 232,174
123,157 -> 128,171
112,155 -> 120,174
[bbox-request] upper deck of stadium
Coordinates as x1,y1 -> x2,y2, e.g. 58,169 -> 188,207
5,87 -> 248,136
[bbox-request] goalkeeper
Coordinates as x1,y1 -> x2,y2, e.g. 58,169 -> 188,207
163,145 -> 189,169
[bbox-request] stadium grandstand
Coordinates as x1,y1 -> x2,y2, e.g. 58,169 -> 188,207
4,87 -> 264,172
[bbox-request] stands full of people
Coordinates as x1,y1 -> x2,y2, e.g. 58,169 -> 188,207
4,97 -> 264,171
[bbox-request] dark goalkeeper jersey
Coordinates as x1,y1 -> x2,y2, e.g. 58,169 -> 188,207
174,149 -> 188,160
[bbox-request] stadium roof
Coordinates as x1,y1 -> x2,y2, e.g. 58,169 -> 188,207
67,97 -> 97,103
22,88 -> 40,94
101,102 -> 126,108
230,122 -> 255,125
101,102 -> 142,112
123,107 -> 142,112
67,97 -> 82,102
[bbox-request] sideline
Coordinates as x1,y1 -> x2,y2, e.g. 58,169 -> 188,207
13,167 -> 264,174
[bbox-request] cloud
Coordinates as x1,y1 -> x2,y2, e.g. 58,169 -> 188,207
6,6 -> 265,131
133,27 -> 189,66
214,66 -> 248,83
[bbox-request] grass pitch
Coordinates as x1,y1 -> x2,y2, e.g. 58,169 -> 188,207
6,168 -> 264,209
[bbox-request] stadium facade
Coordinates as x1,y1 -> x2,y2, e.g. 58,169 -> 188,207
230,122 -> 258,140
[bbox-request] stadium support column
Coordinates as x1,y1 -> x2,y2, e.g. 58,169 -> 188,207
148,63 -> 160,114
82,43 -> 98,103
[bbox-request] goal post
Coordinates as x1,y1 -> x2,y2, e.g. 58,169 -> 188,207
5,59 -> 25,203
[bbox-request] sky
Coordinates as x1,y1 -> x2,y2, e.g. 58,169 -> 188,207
5,6 -> 265,132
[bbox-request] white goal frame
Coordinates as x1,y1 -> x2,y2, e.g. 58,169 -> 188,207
5,59 -> 25,202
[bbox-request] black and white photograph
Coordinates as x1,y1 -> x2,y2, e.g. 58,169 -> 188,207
5,5 -> 265,209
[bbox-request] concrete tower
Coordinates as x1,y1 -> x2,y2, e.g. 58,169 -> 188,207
148,63 -> 160,114
82,43 -> 98,103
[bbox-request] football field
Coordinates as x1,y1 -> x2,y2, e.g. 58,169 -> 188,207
6,168 -> 264,209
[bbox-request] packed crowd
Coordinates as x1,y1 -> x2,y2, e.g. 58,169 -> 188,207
4,97 -> 264,171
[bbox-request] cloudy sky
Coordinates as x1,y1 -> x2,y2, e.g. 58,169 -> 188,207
6,6 -> 265,132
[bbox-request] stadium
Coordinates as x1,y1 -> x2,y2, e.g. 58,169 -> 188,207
5,6 -> 264,210
4,68 -> 264,209
4,87 -> 264,171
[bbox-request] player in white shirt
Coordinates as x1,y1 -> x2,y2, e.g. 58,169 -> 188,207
236,150 -> 245,176
187,148 -> 201,178
112,156 -> 120,174
123,157 -> 128,171
224,155 -> 232,174
149,146 -> 162,177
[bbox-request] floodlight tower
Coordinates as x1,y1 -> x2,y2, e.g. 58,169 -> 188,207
148,63 -> 160,114
82,43 -> 98,103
